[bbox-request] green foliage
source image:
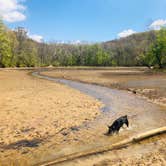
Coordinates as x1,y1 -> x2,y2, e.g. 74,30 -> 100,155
146,28 -> 166,68
15,40 -> 38,67
52,61 -> 60,66
0,20 -> 12,67
8,30 -> 19,66
0,20 -> 165,68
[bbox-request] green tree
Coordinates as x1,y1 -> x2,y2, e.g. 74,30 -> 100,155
0,20 -> 12,67
148,28 -> 166,68
16,40 -> 38,67
8,30 -> 19,66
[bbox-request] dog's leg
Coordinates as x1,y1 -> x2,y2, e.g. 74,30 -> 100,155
122,124 -> 125,129
115,129 -> 119,134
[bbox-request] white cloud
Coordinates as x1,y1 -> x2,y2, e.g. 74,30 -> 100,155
54,40 -> 82,45
118,29 -> 136,38
70,40 -> 81,45
28,34 -> 43,43
0,0 -> 26,22
149,19 -> 166,30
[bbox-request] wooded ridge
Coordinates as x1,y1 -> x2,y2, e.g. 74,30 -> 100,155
0,20 -> 166,68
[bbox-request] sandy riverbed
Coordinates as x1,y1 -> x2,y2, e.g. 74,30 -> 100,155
0,69 -> 101,164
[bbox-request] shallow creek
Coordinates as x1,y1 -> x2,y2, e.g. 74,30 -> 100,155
32,71 -> 166,164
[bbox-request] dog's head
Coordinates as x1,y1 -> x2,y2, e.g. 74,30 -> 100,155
124,115 -> 129,127
106,125 -> 115,135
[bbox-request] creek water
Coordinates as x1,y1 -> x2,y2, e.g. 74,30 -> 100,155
32,71 -> 166,164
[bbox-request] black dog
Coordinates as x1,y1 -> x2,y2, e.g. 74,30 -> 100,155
107,115 -> 129,135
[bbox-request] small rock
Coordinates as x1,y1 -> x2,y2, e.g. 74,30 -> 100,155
70,126 -> 79,131
61,132 -> 68,136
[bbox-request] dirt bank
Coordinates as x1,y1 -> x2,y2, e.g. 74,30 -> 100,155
0,70 -> 101,164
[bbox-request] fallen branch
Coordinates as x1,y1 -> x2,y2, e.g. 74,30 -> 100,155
38,126 -> 166,166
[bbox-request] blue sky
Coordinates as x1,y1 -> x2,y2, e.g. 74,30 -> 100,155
1,0 -> 166,42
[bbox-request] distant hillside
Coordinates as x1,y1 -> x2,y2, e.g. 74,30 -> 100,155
101,30 -> 157,66
1,19 -> 164,67
104,30 -> 156,45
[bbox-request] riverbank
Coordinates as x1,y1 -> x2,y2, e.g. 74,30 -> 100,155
42,68 -> 166,107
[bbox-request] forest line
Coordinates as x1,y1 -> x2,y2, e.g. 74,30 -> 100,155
0,20 -> 166,68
